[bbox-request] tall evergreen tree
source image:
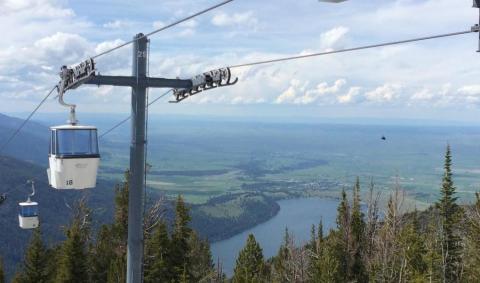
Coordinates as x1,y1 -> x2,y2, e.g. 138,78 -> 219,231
104,171 -> 130,283
311,233 -> 342,283
13,229 -> 49,283
144,221 -> 172,283
187,231 -> 215,282
170,195 -> 193,282
233,234 -> 266,283
335,189 -> 350,281
350,177 -> 368,283
272,228 -> 290,282
436,145 -> 463,282
55,201 -> 91,283
398,211 -> 428,282
89,225 -> 115,283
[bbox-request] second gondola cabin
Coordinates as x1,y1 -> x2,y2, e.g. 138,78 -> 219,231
47,124 -> 100,189
18,201 -> 39,229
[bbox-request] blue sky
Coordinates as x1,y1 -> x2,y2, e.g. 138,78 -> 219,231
1,0 -> 480,123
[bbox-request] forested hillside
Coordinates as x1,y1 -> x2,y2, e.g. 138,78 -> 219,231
1,146 -> 479,282
0,154 -> 279,281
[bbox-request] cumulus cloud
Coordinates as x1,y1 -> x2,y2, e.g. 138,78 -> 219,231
365,84 -> 402,103
320,26 -> 349,49
0,0 -> 75,18
1,0 -> 479,117
211,11 -> 258,28
337,87 -> 362,104
275,79 -> 347,105
103,20 -> 134,29
457,85 -> 480,96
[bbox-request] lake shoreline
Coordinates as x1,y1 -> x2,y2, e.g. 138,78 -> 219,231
211,197 -> 340,276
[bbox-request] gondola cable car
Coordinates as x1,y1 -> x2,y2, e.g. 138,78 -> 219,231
47,81 -> 100,190
18,180 -> 39,229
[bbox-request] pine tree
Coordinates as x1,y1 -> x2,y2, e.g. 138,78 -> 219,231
187,231 -> 214,282
311,232 -> 342,283
398,210 -> 428,282
335,189 -> 350,281
350,177 -> 368,283
13,229 -> 49,283
436,145 -> 463,282
317,218 -> 324,244
55,201 -> 91,283
272,228 -> 290,282
309,224 -> 316,253
170,195 -> 193,282
105,172 -> 129,283
89,225 -> 115,283
233,234 -> 266,283
144,221 -> 172,283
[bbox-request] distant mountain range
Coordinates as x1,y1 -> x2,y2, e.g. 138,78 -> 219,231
0,113 -> 49,165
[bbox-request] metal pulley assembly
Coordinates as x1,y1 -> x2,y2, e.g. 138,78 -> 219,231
171,67 -> 238,103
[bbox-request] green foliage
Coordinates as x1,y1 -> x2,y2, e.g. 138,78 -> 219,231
464,192 -> 480,281
8,143 -> 480,283
233,234 -> 267,283
187,231 -> 214,282
435,145 -> 463,282
89,225 -> 115,283
272,228 -> 291,282
170,195 -> 193,282
144,222 -> 171,283
13,229 -> 49,283
55,201 -> 91,283
311,231 -> 342,283
398,211 -> 428,282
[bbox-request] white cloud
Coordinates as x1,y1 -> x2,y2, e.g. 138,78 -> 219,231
365,84 -> 402,103
103,20 -> 134,29
457,85 -> 480,96
275,79 -> 347,105
337,87 -> 362,104
0,0 -> 75,18
410,88 -> 435,101
211,11 -> 258,28
320,26 -> 349,49
275,79 -> 302,104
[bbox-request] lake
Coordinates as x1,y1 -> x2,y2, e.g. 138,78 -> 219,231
210,197 -> 339,276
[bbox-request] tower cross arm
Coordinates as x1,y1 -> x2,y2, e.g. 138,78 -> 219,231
83,75 -> 193,89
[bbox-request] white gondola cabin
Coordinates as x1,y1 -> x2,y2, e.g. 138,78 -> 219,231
47,124 -> 100,189
18,201 -> 39,229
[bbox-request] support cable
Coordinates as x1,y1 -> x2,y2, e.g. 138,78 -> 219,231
91,0 -> 235,60
229,30 -> 475,69
98,89 -> 172,139
0,85 -> 57,155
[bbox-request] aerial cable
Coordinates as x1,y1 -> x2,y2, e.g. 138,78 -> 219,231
98,89 -> 173,139
91,0 -> 235,60
0,85 -> 57,155
228,30 -> 475,69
